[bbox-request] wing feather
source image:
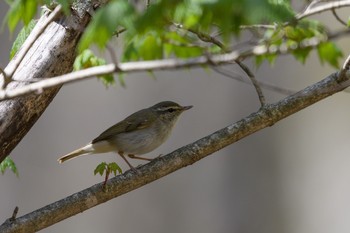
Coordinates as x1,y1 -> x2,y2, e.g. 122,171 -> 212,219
92,109 -> 152,143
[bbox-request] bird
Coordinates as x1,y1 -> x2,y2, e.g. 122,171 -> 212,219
57,101 -> 192,171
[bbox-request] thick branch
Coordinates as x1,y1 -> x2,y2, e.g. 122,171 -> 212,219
1,69 -> 349,233
0,1 -> 107,163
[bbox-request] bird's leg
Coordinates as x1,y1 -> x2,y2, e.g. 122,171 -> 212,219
117,151 -> 137,172
128,154 -> 153,161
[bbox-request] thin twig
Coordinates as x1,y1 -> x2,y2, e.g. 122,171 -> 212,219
328,28 -> 350,40
211,66 -> 295,96
187,28 -> 227,50
4,5 -> 62,80
240,24 -> 276,30
0,67 -> 10,90
9,207 -> 19,221
113,28 -> 127,37
331,8 -> 348,26
235,60 -> 266,106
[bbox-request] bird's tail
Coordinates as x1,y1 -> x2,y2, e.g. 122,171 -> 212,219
57,144 -> 94,163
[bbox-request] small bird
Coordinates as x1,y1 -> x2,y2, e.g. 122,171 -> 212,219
57,101 -> 192,171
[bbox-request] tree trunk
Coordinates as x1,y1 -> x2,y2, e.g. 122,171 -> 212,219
0,2 -> 93,162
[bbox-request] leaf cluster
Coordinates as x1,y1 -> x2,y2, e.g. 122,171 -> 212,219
4,0 -> 71,32
3,0 -> 346,84
255,20 -> 343,68
73,49 -> 114,86
94,162 -> 122,177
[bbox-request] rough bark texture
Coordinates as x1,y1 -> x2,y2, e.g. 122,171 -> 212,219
1,71 -> 349,233
0,2 -> 94,162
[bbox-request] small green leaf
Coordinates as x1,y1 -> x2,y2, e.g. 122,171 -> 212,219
107,162 -> 122,176
292,47 -> 312,64
10,20 -> 36,59
94,162 -> 107,176
255,54 -> 277,68
123,41 -> 139,62
78,1 -> 135,51
4,0 -> 38,32
317,42 -> 343,69
138,33 -> 163,60
172,45 -> 203,58
0,157 -> 19,177
74,49 -> 115,86
94,162 -> 122,177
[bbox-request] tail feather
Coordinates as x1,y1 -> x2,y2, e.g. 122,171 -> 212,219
58,144 -> 93,163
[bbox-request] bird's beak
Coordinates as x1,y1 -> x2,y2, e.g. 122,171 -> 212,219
182,105 -> 193,111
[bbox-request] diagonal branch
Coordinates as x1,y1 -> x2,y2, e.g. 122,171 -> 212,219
235,60 -> 266,106
3,5 -> 63,82
1,68 -> 349,233
296,0 -> 350,20
331,8 -> 348,26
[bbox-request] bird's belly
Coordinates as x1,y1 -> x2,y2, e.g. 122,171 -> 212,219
111,128 -> 169,155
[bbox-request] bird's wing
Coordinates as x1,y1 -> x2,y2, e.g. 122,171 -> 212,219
91,109 -> 152,143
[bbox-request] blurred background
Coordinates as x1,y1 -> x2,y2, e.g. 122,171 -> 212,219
1,2 -> 350,233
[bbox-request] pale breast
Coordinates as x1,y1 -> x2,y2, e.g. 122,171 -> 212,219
110,122 -> 173,155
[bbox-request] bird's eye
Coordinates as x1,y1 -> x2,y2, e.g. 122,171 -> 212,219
167,108 -> 175,113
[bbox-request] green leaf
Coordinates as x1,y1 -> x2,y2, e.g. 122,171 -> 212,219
138,33 -> 163,60
292,47 -> 312,64
94,162 -> 107,176
10,20 -> 36,59
0,157 -> 19,176
255,54 -> 277,68
94,162 -> 122,176
78,1 -> 135,51
107,162 -> 122,176
4,0 -> 38,32
317,42 -> 343,69
74,49 -> 115,86
172,44 -> 203,58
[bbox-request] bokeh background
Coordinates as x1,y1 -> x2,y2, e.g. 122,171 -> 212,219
1,2 -> 350,233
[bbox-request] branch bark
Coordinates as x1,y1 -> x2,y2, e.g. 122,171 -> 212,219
1,69 -> 349,233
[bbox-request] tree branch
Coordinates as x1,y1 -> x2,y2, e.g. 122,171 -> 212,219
296,0 -> 350,20
0,0 -> 110,163
2,5 -> 63,84
0,31 -> 336,102
1,68 -> 349,232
